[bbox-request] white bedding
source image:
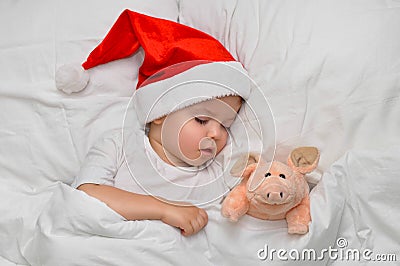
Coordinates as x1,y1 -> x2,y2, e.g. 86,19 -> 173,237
1,146 -> 399,265
1,0 -> 399,265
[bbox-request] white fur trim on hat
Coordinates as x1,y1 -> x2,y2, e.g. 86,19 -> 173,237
133,61 -> 251,126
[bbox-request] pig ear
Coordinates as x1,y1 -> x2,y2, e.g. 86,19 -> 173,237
230,153 -> 260,179
288,147 -> 320,174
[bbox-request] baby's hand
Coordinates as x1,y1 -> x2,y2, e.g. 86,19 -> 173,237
160,202 -> 208,237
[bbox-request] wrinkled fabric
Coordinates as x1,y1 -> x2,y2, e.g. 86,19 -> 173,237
1,0 -> 400,265
0,146 -> 398,265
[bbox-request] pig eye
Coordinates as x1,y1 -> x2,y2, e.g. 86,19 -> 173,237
265,173 -> 271,177
279,174 -> 286,179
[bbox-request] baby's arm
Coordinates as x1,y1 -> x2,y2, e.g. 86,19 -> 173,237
78,184 -> 208,236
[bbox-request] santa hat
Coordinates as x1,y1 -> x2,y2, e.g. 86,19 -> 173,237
56,10 -> 251,125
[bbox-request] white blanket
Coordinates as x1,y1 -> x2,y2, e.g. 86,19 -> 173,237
1,0 -> 399,265
1,146 -> 399,265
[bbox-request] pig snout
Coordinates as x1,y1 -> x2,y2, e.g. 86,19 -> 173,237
259,184 -> 289,204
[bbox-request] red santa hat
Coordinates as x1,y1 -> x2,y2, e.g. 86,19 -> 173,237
56,10 -> 251,125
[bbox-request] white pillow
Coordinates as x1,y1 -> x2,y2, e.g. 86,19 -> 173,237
179,0 -> 400,171
0,0 -> 179,189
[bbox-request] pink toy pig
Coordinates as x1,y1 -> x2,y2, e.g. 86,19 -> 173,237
221,147 -> 320,234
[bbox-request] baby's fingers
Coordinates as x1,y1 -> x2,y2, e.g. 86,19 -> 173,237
196,210 -> 208,230
180,222 -> 195,236
199,208 -> 208,222
181,210 -> 208,236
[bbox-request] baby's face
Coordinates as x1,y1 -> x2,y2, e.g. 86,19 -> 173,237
160,95 -> 242,167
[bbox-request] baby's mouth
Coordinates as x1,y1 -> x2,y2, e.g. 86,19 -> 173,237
200,148 -> 215,157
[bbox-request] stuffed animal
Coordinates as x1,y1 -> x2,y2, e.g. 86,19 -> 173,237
221,147 -> 320,234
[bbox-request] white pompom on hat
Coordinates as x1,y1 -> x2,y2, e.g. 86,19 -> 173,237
55,64 -> 89,94
56,9 -> 251,125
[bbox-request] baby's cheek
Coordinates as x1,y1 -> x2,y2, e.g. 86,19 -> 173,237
217,131 -> 229,152
222,128 -> 229,141
179,126 -> 201,149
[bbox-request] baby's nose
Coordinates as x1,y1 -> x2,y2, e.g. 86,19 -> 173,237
207,121 -> 224,139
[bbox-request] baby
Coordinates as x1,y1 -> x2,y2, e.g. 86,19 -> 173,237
65,10 -> 251,236
77,95 -> 243,236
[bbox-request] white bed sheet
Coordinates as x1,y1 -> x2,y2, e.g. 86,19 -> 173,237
1,0 -> 400,265
1,146 -> 399,265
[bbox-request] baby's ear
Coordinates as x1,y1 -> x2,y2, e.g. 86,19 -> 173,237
151,116 -> 166,125
230,153 -> 260,179
287,147 -> 320,174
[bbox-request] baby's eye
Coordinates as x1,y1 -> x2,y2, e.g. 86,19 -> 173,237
195,117 -> 208,125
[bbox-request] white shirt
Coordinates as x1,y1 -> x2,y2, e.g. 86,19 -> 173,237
72,129 -> 232,205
